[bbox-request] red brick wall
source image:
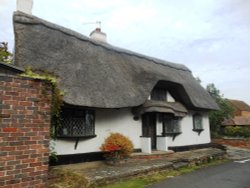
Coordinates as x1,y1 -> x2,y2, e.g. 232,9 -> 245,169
0,75 -> 51,188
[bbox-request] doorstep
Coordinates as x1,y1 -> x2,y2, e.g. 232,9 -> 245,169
130,150 -> 174,160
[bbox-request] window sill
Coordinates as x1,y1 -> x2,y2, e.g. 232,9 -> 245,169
192,129 -> 204,135
162,132 -> 182,141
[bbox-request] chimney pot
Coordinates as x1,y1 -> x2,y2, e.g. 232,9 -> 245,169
89,28 -> 107,43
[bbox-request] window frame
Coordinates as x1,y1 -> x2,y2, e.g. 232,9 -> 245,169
161,114 -> 182,140
57,107 -> 96,138
192,113 -> 204,135
150,87 -> 167,101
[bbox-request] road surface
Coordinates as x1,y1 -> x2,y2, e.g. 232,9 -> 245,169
149,147 -> 250,188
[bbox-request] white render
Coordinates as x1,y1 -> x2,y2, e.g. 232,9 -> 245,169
17,0 -> 33,14
54,108 -> 211,155
140,137 -> 152,153
167,91 -> 175,102
54,108 -> 141,155
167,112 -> 211,147
157,137 -> 168,151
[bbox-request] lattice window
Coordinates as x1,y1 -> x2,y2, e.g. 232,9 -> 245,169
193,113 -> 203,130
57,108 -> 95,138
162,114 -> 181,134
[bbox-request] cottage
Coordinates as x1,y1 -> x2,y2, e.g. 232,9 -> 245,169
13,11 -> 219,163
222,99 -> 250,127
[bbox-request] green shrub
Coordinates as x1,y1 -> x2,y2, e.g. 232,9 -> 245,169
100,133 -> 134,160
224,126 -> 250,138
211,131 -> 222,139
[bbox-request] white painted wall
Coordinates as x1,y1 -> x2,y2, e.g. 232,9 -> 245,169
167,91 -> 175,102
157,137 -> 168,151
140,137 -> 151,153
167,112 -> 211,147
54,108 -> 141,155
54,108 -> 211,155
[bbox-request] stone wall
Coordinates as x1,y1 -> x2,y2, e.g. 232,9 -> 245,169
0,74 -> 51,188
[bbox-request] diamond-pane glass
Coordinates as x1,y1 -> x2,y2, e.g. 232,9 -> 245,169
57,108 -> 95,137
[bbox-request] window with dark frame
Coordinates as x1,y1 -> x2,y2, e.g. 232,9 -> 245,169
57,108 -> 95,138
162,114 -> 181,134
193,113 -> 203,130
151,88 -> 167,101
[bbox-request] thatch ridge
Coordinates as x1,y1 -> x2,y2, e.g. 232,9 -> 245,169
13,11 -> 189,72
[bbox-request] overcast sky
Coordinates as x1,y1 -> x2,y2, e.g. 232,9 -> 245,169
1,0 -> 250,104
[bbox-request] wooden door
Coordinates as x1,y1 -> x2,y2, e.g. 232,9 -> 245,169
142,113 -> 157,150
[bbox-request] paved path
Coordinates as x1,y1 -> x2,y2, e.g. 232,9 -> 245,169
226,146 -> 250,160
148,160 -> 250,188
50,148 -> 225,185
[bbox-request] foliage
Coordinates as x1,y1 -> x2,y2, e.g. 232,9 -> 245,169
210,131 -> 222,139
0,42 -> 13,64
224,126 -> 250,138
21,67 -> 64,139
100,133 -> 134,160
49,141 -> 58,162
206,83 -> 234,136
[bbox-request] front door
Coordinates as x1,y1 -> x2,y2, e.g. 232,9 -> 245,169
142,113 -> 157,150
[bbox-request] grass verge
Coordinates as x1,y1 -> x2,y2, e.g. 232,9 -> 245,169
97,159 -> 228,188
49,168 -> 89,188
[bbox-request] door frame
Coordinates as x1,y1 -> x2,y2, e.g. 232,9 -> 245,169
142,113 -> 157,150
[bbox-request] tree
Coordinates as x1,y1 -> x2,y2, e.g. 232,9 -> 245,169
0,42 -> 13,64
206,83 -> 234,136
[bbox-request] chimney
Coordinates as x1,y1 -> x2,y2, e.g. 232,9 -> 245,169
17,0 -> 33,14
89,28 -> 107,43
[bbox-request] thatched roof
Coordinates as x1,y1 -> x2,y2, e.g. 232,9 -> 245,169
13,11 -> 219,110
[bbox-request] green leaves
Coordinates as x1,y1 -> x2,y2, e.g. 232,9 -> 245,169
206,83 -> 234,135
0,42 -> 13,64
224,126 -> 250,138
